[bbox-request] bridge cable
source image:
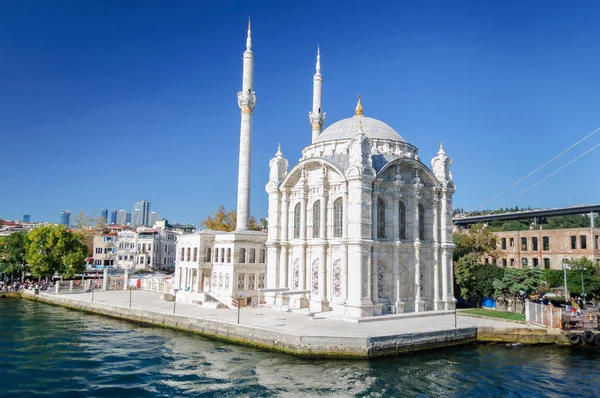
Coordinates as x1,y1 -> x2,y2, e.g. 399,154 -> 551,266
489,141 -> 600,212
472,126 -> 600,213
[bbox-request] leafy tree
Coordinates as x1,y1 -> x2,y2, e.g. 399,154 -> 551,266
453,223 -> 499,262
493,267 -> 542,299
0,232 -> 29,280
201,205 -> 263,232
455,253 -> 504,299
25,225 -> 88,279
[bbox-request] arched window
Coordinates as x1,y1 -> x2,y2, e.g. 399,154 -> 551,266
334,198 -> 343,237
186,248 -> 191,261
220,248 -> 225,263
418,203 -> 425,240
312,200 -> 320,238
377,198 -> 386,239
249,248 -> 256,263
205,247 -> 212,262
293,203 -> 301,239
259,249 -> 265,263
227,248 -> 231,263
399,201 -> 406,239
239,248 -> 246,263
193,247 -> 197,262
180,247 -> 185,261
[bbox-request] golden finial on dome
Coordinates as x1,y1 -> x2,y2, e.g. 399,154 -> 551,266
355,94 -> 363,117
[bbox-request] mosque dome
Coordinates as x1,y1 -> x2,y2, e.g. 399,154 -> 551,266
313,98 -> 406,144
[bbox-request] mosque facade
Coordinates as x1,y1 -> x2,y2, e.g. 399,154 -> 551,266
174,22 -> 457,317
264,51 -> 457,317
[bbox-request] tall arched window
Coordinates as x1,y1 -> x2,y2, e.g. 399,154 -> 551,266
293,203 -> 301,239
193,247 -> 198,262
418,203 -> 425,240
312,200 -> 320,238
239,248 -> 246,263
399,201 -> 406,239
186,248 -> 191,261
226,248 -> 231,263
377,198 -> 386,239
334,198 -> 343,237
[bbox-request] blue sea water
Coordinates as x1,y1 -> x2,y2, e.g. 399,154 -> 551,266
0,298 -> 599,397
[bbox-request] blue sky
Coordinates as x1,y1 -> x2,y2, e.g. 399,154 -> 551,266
1,0 -> 600,224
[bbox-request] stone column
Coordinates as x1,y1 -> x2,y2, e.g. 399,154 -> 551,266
341,244 -> 348,301
372,192 -> 378,240
433,189 -> 443,310
320,190 -> 327,239
441,188 -> 451,309
102,268 -> 108,291
124,269 -> 129,291
414,194 -> 424,312
300,194 -> 307,290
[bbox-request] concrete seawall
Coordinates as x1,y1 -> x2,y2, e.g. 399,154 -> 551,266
18,291 -> 479,359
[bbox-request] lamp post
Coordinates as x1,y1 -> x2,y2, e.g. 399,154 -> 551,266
173,288 -> 179,314
91,288 -> 95,302
574,265 -> 587,310
237,292 -> 244,324
562,259 -> 570,301
129,287 -> 132,308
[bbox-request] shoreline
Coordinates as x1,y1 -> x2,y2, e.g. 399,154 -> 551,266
3,291 -> 571,359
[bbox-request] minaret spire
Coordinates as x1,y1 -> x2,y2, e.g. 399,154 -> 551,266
236,19 -> 257,230
309,45 -> 326,143
246,17 -> 252,50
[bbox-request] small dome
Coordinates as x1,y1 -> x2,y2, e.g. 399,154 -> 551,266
314,116 -> 405,144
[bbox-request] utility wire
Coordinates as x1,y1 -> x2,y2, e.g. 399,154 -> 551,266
471,127 -> 600,214
490,141 -> 600,212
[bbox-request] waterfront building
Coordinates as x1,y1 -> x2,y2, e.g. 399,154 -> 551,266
92,232 -> 116,267
264,53 -> 456,316
133,200 -> 151,226
92,225 -> 177,270
22,214 -> 30,223
174,21 -> 267,307
488,227 -> 600,269
59,210 -> 71,227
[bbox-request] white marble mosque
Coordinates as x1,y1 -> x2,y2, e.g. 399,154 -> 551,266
175,21 -> 457,317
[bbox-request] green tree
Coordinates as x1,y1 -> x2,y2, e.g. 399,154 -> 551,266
455,253 -> 504,299
564,258 -> 600,299
0,232 -> 29,280
453,223 -> 499,262
493,267 -> 542,299
201,205 -> 263,232
25,225 -> 88,279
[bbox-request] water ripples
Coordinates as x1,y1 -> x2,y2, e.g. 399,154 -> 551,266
1,299 -> 599,397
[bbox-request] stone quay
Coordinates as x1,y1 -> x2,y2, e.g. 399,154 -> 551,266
9,289 -> 567,359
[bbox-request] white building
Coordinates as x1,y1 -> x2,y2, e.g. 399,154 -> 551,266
264,50 -> 457,317
175,230 -> 266,306
113,227 -> 177,271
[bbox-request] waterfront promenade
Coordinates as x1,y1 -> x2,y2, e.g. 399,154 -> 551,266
17,289 -> 559,358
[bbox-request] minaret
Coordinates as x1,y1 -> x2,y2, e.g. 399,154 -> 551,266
309,46 -> 326,143
235,19 -> 257,231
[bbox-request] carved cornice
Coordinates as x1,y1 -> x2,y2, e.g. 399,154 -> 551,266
238,90 -> 257,114
309,111 -> 326,130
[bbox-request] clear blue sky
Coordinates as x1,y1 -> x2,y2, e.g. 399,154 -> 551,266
2,0 -> 600,224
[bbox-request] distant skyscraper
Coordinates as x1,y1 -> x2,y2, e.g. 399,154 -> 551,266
133,200 -> 151,226
126,212 -> 132,225
22,214 -> 30,223
149,212 -> 161,226
59,210 -> 71,227
101,209 -> 108,223
110,210 -> 117,224
116,210 -> 127,225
